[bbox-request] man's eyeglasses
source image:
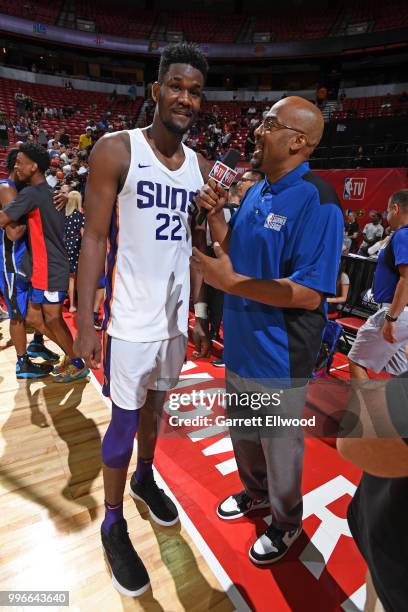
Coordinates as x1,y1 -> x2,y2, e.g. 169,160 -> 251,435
261,116 -> 305,135
238,177 -> 257,183
260,116 -> 315,146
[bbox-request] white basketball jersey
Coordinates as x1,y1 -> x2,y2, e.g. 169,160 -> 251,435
104,128 -> 203,342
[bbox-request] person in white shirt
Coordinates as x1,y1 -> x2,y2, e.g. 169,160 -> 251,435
358,212 -> 384,256
46,168 -> 58,188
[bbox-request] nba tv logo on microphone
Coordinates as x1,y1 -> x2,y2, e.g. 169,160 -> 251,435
209,161 -> 238,189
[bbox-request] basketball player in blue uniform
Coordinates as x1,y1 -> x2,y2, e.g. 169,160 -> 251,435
0,147 -> 59,378
74,43 -> 210,596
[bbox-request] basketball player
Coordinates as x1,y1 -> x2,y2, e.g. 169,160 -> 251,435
0,143 -> 89,383
0,147 -> 59,378
74,43 -> 210,596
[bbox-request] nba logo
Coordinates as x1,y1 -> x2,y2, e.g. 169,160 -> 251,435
210,161 -> 228,183
343,177 -> 367,200
210,161 -> 238,189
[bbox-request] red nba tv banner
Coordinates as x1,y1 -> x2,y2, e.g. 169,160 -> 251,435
315,168 -> 407,225
236,165 -> 407,225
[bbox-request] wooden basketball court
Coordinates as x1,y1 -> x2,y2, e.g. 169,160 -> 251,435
0,319 -> 233,611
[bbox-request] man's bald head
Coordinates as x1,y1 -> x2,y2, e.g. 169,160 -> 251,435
251,95 -> 325,177
270,96 -> 324,151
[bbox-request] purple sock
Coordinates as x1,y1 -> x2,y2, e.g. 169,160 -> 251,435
102,500 -> 124,535
134,458 -> 153,483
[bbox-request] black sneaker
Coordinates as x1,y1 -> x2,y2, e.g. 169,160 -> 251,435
16,357 -> 54,379
249,524 -> 302,565
26,341 -> 59,363
101,519 -> 150,597
212,359 -> 225,367
217,490 -> 269,520
129,473 -> 179,526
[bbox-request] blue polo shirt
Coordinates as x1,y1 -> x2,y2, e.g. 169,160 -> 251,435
373,226 -> 408,304
223,162 -> 344,380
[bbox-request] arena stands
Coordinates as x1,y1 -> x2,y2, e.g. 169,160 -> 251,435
0,77 -> 143,178
330,94 -> 408,120
1,75 -> 406,172
74,1 -> 156,39
1,0 -> 407,43
166,10 -> 244,43
252,7 -> 340,42
0,0 -> 61,25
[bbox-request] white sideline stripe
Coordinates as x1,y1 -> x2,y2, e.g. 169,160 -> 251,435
88,371 -> 250,612
330,363 -> 349,372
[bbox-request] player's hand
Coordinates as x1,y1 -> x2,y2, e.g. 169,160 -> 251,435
195,178 -> 227,219
74,325 -> 102,369
383,319 -> 397,344
191,319 -> 211,359
54,191 -> 68,211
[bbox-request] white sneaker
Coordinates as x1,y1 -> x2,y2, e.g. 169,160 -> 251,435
249,524 -> 302,565
217,490 -> 269,520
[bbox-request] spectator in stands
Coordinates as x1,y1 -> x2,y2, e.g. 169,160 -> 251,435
349,190 -> 408,381
337,373 -> 408,612
345,211 -> 360,252
48,142 -> 61,159
352,145 -> 371,168
0,112 -> 10,148
327,260 -> 350,314
59,128 -> 70,147
48,132 -> 60,149
97,116 -> 109,133
64,188 -> 84,313
14,118 -> 30,143
87,119 -> 97,133
247,104 -> 257,115
128,84 -> 137,101
249,114 -> 260,129
25,96 -> 33,112
78,128 -> 93,151
37,128 -> 48,148
212,104 -> 221,121
316,85 -> 327,107
46,161 -> 59,188
15,89 -> 25,116
358,211 -> 384,256
222,131 -> 232,147
399,91 -> 408,103
244,128 -> 256,160
59,146 -> 69,164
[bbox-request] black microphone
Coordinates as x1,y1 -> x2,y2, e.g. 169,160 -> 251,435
197,148 -> 241,225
